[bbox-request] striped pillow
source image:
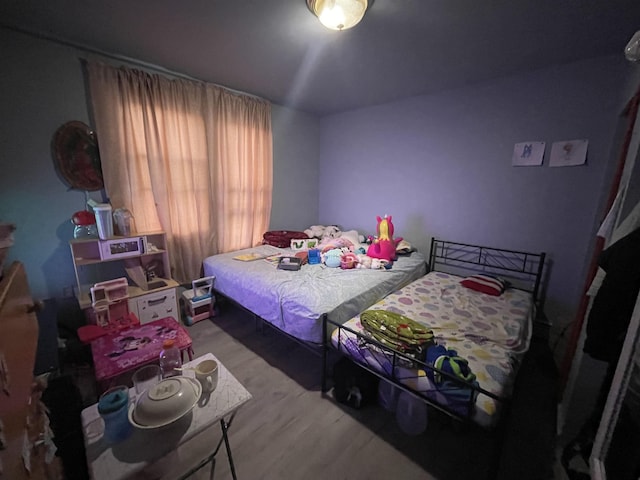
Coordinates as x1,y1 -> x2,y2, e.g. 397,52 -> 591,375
460,274 -> 506,296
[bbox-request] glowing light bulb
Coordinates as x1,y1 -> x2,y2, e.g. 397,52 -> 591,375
308,0 -> 368,31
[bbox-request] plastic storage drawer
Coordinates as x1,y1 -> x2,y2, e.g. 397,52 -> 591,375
129,288 -> 178,325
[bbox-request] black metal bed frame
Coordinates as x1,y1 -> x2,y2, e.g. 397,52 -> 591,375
428,238 -> 546,301
209,291 -> 327,357
208,239 -> 546,476
320,238 -> 546,478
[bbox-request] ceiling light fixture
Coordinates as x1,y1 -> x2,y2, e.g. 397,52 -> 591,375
306,0 -> 369,31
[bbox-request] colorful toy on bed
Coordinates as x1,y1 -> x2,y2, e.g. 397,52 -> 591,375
366,215 -> 403,262
355,254 -> 388,269
308,248 -> 321,265
340,252 -> 358,269
290,237 -> 319,252
322,248 -> 343,268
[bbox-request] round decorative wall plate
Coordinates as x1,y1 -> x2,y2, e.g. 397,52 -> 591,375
52,121 -> 104,191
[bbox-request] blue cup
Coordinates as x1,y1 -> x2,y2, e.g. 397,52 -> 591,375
98,386 -> 132,444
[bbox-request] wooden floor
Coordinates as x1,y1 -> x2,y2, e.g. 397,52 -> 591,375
179,302 -> 560,480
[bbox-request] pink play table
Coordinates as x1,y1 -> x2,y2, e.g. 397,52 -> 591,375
90,317 -> 194,388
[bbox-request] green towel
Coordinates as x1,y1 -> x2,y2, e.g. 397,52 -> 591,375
360,310 -> 434,361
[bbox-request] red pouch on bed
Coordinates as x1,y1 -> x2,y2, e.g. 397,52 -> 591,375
262,230 -> 308,248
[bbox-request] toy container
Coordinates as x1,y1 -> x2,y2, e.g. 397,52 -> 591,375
377,379 -> 399,412
98,386 -> 132,443
94,203 -> 114,239
395,391 -> 428,435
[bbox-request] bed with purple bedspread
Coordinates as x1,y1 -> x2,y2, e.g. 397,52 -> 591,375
203,244 -> 428,345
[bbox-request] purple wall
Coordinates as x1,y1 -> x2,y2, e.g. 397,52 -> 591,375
270,105 -> 320,231
317,55 -> 637,327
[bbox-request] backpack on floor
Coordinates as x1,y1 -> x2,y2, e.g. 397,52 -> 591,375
332,357 -> 379,409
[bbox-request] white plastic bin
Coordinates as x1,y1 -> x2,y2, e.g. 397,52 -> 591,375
395,391 -> 428,435
94,203 -> 114,239
378,379 -> 400,412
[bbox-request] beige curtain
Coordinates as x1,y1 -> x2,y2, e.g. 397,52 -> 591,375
86,61 -> 272,283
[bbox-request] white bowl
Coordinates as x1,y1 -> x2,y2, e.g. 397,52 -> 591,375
129,376 -> 201,429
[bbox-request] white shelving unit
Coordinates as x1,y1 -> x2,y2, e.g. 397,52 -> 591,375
69,232 -> 179,323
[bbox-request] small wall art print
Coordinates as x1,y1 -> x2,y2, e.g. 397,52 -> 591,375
512,141 -> 545,166
549,139 -> 588,167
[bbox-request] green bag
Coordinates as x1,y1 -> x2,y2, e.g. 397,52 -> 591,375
360,310 -> 435,361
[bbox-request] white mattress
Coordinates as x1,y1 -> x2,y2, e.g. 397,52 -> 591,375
203,245 -> 427,344
331,271 -> 534,428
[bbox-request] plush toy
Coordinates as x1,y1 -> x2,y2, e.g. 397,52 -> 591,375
370,258 -> 389,270
304,225 -> 342,240
340,252 -> 358,269
366,215 -> 403,263
305,225 -> 325,239
322,248 -> 343,268
355,254 -> 389,269
355,254 -> 372,269
323,225 -> 341,239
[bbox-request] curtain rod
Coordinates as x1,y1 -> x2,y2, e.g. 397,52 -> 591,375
1,23 -> 264,101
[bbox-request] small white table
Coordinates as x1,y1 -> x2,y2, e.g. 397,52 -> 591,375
81,353 -> 252,480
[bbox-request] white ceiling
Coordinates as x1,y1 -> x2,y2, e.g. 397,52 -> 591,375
2,0 -> 639,116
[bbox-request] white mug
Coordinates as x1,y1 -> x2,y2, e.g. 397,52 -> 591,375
195,359 -> 218,392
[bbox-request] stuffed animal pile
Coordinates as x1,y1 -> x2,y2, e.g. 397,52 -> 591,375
354,254 -> 388,270
304,225 -> 341,240
303,217 -> 402,269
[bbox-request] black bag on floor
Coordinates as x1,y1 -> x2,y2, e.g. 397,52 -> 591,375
332,357 -> 379,409
41,375 -> 89,480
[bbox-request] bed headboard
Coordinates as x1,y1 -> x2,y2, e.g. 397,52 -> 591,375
429,238 -> 546,302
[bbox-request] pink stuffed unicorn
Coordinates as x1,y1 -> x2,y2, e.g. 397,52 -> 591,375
366,215 -> 403,262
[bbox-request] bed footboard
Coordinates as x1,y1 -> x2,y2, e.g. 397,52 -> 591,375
322,315 -> 506,424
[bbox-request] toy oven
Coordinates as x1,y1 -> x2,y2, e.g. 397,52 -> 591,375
99,236 -> 146,260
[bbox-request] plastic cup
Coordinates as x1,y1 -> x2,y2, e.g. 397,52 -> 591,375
94,204 -> 114,239
98,385 -> 132,443
133,364 -> 161,396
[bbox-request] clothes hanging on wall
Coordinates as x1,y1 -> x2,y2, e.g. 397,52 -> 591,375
564,226 -> 640,478
584,226 -> 640,363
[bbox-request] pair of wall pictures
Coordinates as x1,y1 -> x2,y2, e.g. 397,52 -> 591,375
512,139 -> 588,167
